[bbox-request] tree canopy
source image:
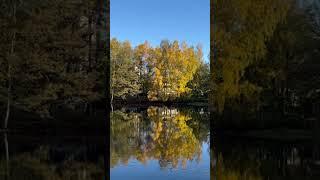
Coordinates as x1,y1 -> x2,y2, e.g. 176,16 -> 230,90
0,0 -> 108,119
110,39 -> 206,102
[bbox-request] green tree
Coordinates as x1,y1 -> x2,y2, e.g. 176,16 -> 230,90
133,41 -> 151,96
110,38 -> 141,103
0,0 -> 108,125
250,4 -> 314,113
187,62 -> 210,99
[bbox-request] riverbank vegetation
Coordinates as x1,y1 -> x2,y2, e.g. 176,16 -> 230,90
211,0 -> 320,128
110,38 -> 210,104
111,0 -> 320,125
0,0 -> 108,128
1,0 -> 320,132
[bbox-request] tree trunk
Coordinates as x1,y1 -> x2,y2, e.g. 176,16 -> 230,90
4,2 -> 16,129
88,6 -> 93,72
111,90 -> 114,112
111,103 -> 113,113
4,72 -> 11,129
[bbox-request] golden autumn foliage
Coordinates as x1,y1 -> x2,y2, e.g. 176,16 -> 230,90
147,41 -> 202,101
111,39 -> 204,101
212,0 -> 292,112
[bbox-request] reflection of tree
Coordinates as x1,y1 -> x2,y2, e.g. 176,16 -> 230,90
212,153 -> 263,180
0,145 -> 104,180
110,107 -> 208,169
211,139 -> 320,179
211,143 -> 263,180
147,106 -> 202,169
184,108 -> 210,144
110,110 -> 144,167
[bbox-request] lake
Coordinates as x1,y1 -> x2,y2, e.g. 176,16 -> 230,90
2,105 -> 320,179
212,135 -> 320,179
0,134 -> 106,179
110,106 -> 210,180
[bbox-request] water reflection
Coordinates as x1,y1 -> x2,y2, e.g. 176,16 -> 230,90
110,106 -> 210,179
0,134 -> 106,180
211,136 -> 320,179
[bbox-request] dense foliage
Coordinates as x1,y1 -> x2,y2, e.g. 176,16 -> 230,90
0,0 -> 108,120
211,0 -> 320,115
110,38 -> 209,102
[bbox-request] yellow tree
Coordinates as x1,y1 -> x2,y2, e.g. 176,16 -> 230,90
212,0 -> 291,112
147,40 -> 201,101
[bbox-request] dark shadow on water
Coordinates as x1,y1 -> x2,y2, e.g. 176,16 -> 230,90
211,134 -> 320,179
0,133 -> 107,180
0,106 -> 107,136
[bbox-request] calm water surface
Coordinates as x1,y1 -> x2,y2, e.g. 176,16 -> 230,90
2,106 -> 320,179
110,106 -> 210,180
0,134 -> 106,179
212,136 -> 320,179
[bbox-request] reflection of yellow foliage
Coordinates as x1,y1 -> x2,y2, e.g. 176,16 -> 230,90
212,153 -> 263,180
111,107 -> 206,169
152,121 -> 163,141
147,106 -> 201,169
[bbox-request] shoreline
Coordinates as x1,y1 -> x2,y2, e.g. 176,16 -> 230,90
112,99 -> 209,108
215,128 -> 319,142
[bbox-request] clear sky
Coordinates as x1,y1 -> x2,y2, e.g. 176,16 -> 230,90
110,0 -> 210,62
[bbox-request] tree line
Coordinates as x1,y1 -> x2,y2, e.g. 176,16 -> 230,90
0,0 -> 108,126
110,38 -> 210,103
3,0 -> 319,127
211,0 -> 320,115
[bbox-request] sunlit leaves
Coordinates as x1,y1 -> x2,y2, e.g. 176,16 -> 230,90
212,0 -> 291,112
148,40 -> 202,101
111,39 -> 203,101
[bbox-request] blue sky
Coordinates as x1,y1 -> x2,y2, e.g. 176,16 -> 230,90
110,0 -> 210,62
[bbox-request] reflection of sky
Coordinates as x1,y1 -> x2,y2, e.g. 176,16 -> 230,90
110,142 -> 210,180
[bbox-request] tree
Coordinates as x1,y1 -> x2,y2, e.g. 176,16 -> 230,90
110,39 -> 205,103
0,0 -> 18,129
187,62 -> 210,98
147,40 -> 202,101
250,4 -> 314,113
133,41 -> 151,96
110,38 -> 141,103
0,0 -> 107,124
211,0 -> 291,112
